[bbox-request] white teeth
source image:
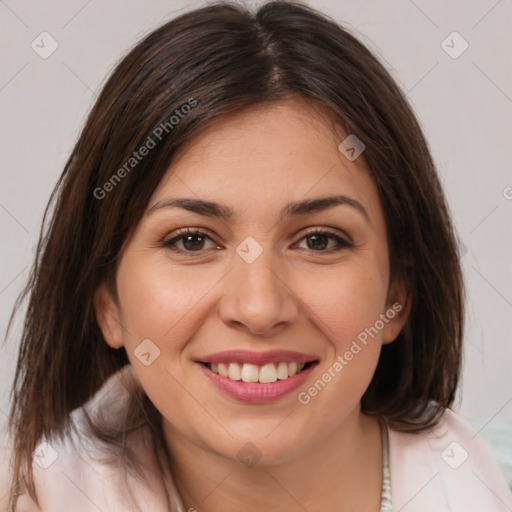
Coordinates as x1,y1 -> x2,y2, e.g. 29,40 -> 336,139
241,363 -> 259,383
227,362 -> 242,380
288,362 -> 298,377
207,361 -> 309,383
259,363 -> 277,383
276,362 -> 289,380
218,362 -> 228,377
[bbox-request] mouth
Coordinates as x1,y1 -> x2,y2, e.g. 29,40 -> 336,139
201,360 -> 316,383
196,350 -> 319,403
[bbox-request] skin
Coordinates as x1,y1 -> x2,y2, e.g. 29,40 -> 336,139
95,98 -> 410,512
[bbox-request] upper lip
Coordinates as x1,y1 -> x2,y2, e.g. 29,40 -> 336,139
197,349 -> 318,366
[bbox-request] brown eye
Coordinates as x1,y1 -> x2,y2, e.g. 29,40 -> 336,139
163,229 -> 219,254
297,230 -> 353,252
178,233 -> 207,251
305,233 -> 329,250
162,227 -> 353,256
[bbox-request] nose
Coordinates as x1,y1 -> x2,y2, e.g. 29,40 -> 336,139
218,245 -> 300,338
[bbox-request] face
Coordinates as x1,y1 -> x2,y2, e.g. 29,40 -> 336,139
95,98 -> 408,464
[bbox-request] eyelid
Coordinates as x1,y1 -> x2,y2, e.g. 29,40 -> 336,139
162,227 -> 220,252
298,226 -> 353,245
162,226 -> 354,255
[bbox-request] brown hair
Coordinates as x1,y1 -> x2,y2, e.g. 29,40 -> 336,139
5,0 -> 464,509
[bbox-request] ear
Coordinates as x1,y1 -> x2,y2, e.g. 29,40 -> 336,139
382,274 -> 411,345
94,281 -> 125,349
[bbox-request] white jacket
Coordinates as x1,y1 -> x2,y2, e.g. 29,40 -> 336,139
2,366 -> 511,511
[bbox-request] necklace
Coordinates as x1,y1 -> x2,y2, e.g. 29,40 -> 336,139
380,420 -> 393,511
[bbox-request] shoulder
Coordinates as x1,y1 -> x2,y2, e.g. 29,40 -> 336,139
388,407 -> 512,512
7,367 -> 170,512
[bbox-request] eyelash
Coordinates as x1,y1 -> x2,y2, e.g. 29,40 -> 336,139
161,227 -> 354,256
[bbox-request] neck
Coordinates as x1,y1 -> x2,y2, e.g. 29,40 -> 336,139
163,409 -> 383,512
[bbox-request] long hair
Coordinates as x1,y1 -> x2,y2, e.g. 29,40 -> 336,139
5,1 -> 464,509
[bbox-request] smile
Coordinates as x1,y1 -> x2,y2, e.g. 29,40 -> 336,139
206,361 -> 309,383
197,350 -> 319,403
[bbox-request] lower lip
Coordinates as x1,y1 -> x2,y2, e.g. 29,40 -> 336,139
197,363 -> 316,403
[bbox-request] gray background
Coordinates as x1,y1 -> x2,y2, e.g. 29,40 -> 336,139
1,0 -> 511,476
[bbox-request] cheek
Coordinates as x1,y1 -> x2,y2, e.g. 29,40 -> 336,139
295,267 -> 386,424
116,256 -> 213,349
299,261 -> 388,350
114,258 -> 214,411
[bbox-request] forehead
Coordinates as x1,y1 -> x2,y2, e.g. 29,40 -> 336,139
148,99 -> 383,225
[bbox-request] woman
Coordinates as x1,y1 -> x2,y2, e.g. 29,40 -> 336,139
4,1 -> 511,511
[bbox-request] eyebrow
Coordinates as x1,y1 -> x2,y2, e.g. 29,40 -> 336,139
146,195 -> 370,224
